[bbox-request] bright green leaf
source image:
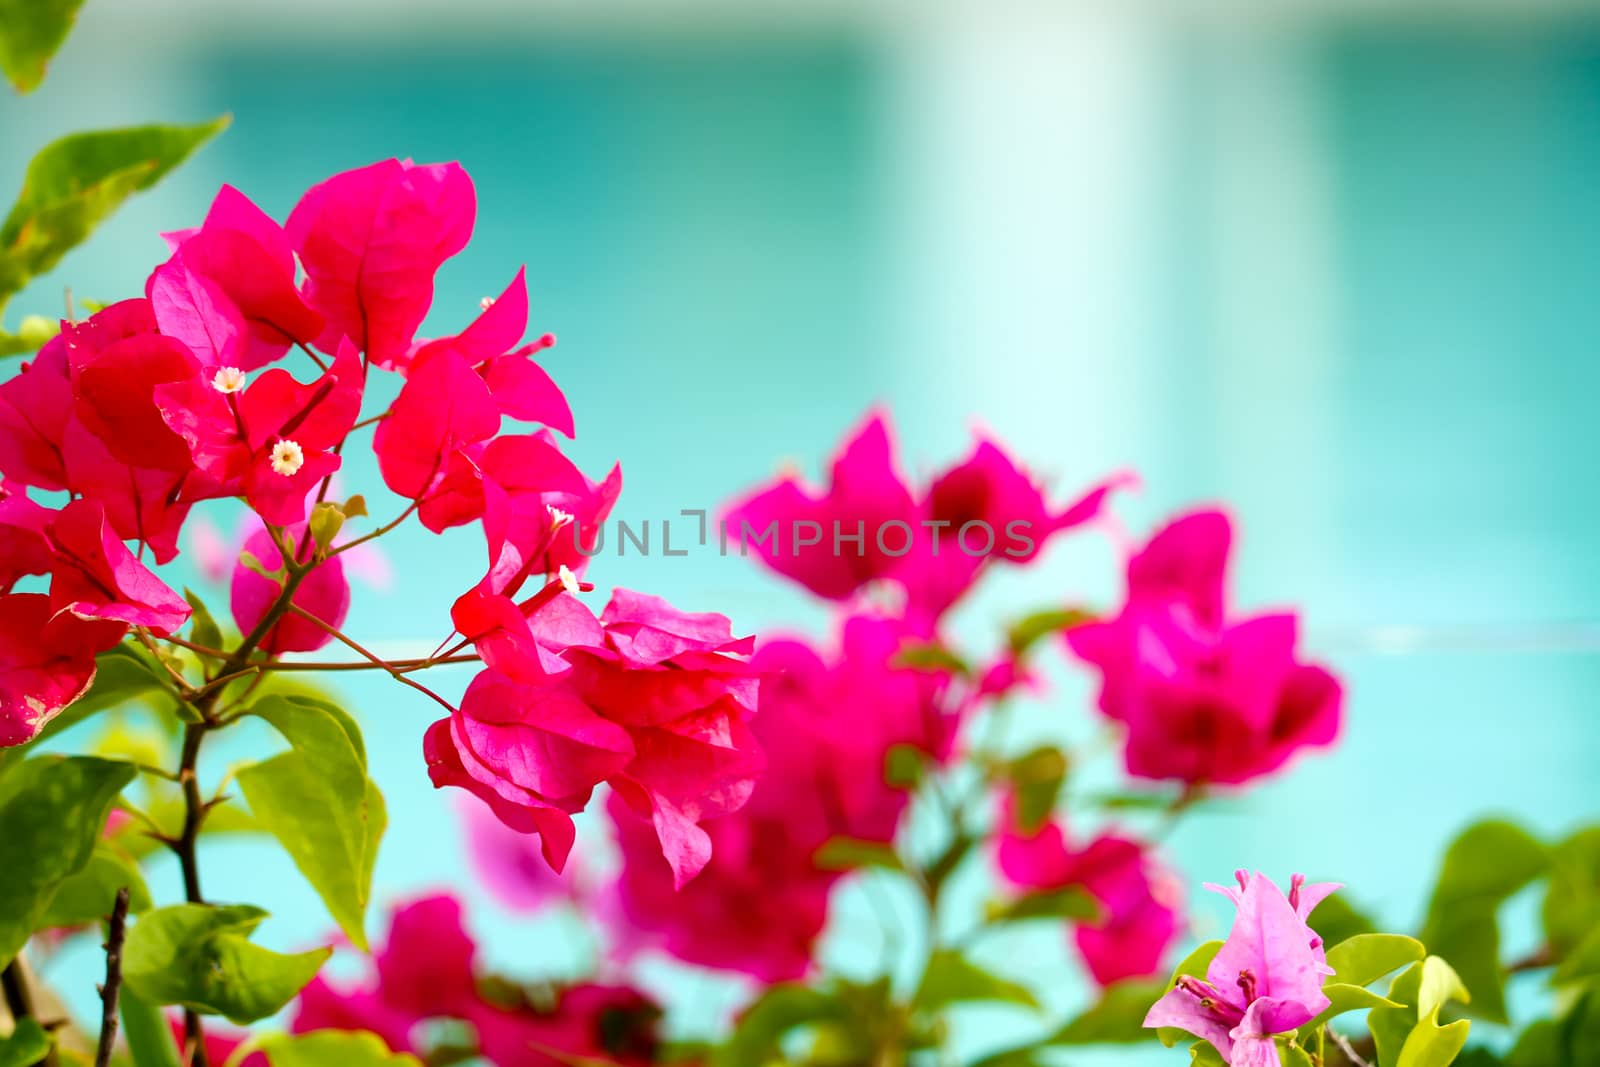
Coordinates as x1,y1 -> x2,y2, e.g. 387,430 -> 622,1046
1300,982 -> 1404,1034
1370,960 -> 1424,1067
0,754 -> 135,964
122,903 -> 330,1024
1543,828 -> 1600,966
712,983 -> 845,1067
0,0 -> 84,92
1327,934 -> 1426,988
1189,1041 -> 1227,1066
236,694 -> 382,950
1309,892 -> 1379,950
1417,956 -> 1471,1020
814,836 -> 903,873
40,841 -> 151,926
1047,978 -> 1166,1044
307,502 -> 346,554
0,1019 -> 51,1067
1280,1043 -> 1316,1067
262,1031 -> 422,1067
185,589 -> 223,651
119,987 -> 183,1067
0,119 -> 228,312
913,948 -> 1038,1013
1396,1015 -> 1472,1067
0,314 -> 58,359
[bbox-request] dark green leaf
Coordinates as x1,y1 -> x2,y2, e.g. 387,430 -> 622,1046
1309,891 -> 1379,949
40,841 -> 151,926
1007,607 -> 1095,657
237,694 -> 383,950
883,742 -> 925,789
0,119 -> 228,310
119,987 -> 184,1067
1004,746 -> 1068,833
0,0 -> 84,92
1554,924 -> 1600,985
1543,827 -> 1600,966
1371,961 -> 1424,1067
184,589 -> 223,651
0,754 -> 135,964
122,903 -> 330,1024
985,886 -> 1101,926
1505,1020 -> 1560,1067
813,836 -> 903,873
913,948 -> 1038,1013
1047,978 -> 1166,1044
712,983 -> 845,1067
0,1019 -> 51,1067
1419,819 -> 1546,1024
262,1031 -> 421,1067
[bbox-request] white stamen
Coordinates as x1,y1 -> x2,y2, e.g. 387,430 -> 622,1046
547,505 -> 575,530
270,439 -> 305,477
211,366 -> 247,394
479,296 -> 496,310
558,564 -> 580,596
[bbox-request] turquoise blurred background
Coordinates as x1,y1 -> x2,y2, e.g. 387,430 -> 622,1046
5,3 -> 1600,1062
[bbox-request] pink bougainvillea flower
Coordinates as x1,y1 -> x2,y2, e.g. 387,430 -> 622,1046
0,335 -> 74,490
166,1018 -> 267,1067
0,485 -> 54,591
429,589 -> 763,887
159,340 -> 363,525
472,445 -> 620,594
750,614 -> 954,849
286,159 -> 475,368
229,526 -> 350,654
0,592 -> 105,747
59,419 -> 193,565
408,268 -> 572,434
996,804 -> 1183,986
45,499 -> 190,635
148,184 -> 324,371
458,794 -> 586,913
294,894 -> 478,1054
467,983 -> 663,1067
374,346 -> 501,501
1145,871 -> 1335,1066
605,790 -> 834,983
725,412 -> 1126,621
61,299 -> 202,473
724,410 -> 915,600
1066,509 -> 1341,787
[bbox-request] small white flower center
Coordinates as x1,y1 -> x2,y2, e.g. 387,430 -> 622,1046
211,366 -> 247,394
270,439 -> 305,477
558,564 -> 580,596
479,296 -> 496,310
547,505 -> 575,530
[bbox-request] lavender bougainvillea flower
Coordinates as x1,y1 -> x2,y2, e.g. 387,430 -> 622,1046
1066,509 -> 1342,786
1145,871 -> 1336,1067
725,410 -> 1126,623
230,526 -> 350,654
286,158 -> 475,369
996,802 -> 1184,986
149,184 -> 324,370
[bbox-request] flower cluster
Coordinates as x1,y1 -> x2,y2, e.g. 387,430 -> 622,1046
0,157 -> 763,885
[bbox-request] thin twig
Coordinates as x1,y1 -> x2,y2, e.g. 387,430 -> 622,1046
93,888 -> 131,1067
285,606 -> 459,715
1327,1027 -> 1373,1067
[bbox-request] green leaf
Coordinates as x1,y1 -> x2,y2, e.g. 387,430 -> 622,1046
712,983 -> 845,1067
913,948 -> 1038,1013
1417,956 -> 1471,1020
1309,892 -> 1378,949
307,502 -> 346,555
1505,1020 -> 1560,1067
1189,1041 -> 1227,1066
185,589 -> 223,651
1047,978 -> 1166,1044
1327,934 -> 1427,988
883,742 -> 925,789
0,754 -> 135,964
40,840 -> 152,926
1396,1015 -> 1472,1067
813,836 -> 903,873
120,987 -> 184,1067
0,314 -> 59,359
1301,982 -> 1404,1032
0,1019 -> 51,1067
985,886 -> 1101,926
1419,819 -> 1547,1024
1371,961 -> 1424,1067
262,1031 -> 422,1067
122,903 -> 331,1025
1281,1043 -> 1316,1067
237,694 -> 383,950
0,0 -> 84,92
1543,827 -> 1600,966
1004,746 -> 1068,833
1554,923 -> 1600,985
894,641 -> 970,676
0,119 -> 229,311
1007,607 -> 1095,657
